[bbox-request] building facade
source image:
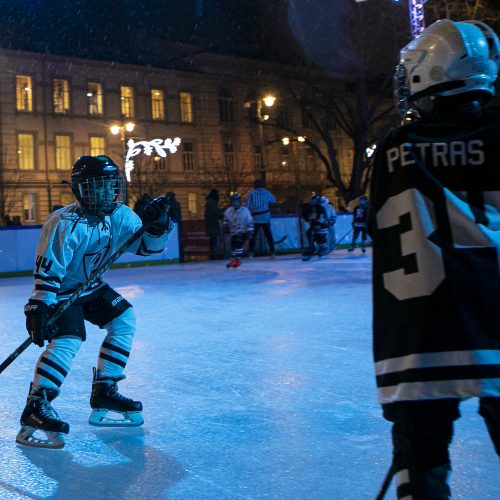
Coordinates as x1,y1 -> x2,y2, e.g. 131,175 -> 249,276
0,46 -> 347,225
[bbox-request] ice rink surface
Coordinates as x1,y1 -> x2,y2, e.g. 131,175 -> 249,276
0,249 -> 497,499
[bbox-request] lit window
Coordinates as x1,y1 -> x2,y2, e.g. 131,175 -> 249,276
188,193 -> 197,214
16,75 -> 33,112
224,142 -> 234,170
179,92 -> 193,123
87,82 -> 103,115
55,135 -> 72,170
154,156 -> 168,171
24,193 -> 38,222
151,89 -> 165,120
53,79 -> 70,114
17,133 -> 35,170
280,146 -> 289,170
183,142 -> 195,171
90,136 -> 106,156
121,86 -> 135,118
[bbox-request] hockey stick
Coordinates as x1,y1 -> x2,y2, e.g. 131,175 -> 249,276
0,224 -> 150,375
375,464 -> 396,500
331,227 -> 353,251
274,235 -> 287,245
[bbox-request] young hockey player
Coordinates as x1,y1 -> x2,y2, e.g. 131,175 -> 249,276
223,193 -> 254,268
348,195 -> 369,253
301,194 -> 329,261
18,155 -> 174,449
370,20 -> 500,498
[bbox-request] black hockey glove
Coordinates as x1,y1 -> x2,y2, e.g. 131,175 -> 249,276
24,300 -> 59,347
142,196 -> 172,236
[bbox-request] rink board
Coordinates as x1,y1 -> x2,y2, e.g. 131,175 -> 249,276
0,223 -> 180,275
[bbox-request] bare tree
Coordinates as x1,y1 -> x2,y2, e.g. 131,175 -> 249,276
425,0 -> 500,31
268,0 -> 408,205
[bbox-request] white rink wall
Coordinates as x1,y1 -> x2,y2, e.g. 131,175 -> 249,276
0,214 -> 357,275
0,223 -> 181,274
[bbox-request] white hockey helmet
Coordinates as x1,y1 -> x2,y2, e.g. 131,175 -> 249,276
394,19 -> 500,116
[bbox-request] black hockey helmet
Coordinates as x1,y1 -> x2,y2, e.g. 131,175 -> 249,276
71,155 -> 126,216
230,192 -> 242,208
311,193 -> 322,205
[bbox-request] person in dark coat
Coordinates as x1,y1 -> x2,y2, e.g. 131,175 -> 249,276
204,189 -> 223,259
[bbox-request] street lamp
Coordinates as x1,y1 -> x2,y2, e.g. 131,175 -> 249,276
253,94 -> 276,186
109,121 -> 136,179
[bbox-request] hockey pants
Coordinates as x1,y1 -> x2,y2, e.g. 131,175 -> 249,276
383,398 -> 500,499
350,226 -> 367,249
32,307 -> 136,395
230,234 -> 246,258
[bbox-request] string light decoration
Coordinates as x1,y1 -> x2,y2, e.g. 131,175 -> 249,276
124,137 -> 182,181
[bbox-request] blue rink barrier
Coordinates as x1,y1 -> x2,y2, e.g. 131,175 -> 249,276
0,223 -> 181,276
254,213 -> 356,254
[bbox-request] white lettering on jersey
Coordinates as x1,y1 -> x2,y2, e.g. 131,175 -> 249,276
386,140 -> 485,172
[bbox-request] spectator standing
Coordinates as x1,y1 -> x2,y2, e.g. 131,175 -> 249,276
204,188 -> 223,259
246,179 -> 276,257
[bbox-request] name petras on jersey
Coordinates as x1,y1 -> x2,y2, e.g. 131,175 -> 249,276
31,203 -> 172,305
370,109 -> 500,405
223,206 -> 254,235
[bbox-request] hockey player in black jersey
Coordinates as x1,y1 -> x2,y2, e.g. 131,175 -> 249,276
347,196 -> 369,253
370,20 -> 500,498
17,155 -> 174,449
301,195 -> 329,261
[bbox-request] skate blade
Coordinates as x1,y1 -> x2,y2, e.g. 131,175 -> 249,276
16,426 -> 65,449
89,409 -> 144,427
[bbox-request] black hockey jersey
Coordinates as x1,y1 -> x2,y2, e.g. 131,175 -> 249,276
370,110 -> 500,405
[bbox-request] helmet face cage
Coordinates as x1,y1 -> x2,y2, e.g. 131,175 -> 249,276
76,175 -> 126,216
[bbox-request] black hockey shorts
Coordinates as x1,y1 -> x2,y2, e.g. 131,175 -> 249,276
52,285 -> 132,341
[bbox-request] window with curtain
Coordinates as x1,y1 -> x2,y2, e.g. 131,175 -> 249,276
121,86 -> 135,118
90,136 -> 106,156
16,75 -> 33,112
55,135 -> 72,170
87,82 -> 103,115
151,88 -> 165,120
17,133 -> 35,170
24,192 -> 38,222
179,91 -> 193,123
53,79 -> 70,113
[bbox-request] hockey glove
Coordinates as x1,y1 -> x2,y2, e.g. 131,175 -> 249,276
142,196 -> 172,236
24,300 -> 59,347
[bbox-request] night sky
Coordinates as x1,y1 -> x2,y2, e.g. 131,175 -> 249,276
0,0 -> 304,66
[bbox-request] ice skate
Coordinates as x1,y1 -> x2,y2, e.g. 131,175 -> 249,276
16,386 -> 69,449
89,369 -> 143,427
226,258 -> 240,268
